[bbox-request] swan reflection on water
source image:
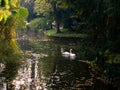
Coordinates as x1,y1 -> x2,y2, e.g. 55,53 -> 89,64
61,48 -> 76,60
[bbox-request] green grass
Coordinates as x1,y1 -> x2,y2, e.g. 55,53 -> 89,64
44,29 -> 88,38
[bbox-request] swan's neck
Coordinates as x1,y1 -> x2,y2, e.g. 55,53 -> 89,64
61,48 -> 64,53
70,49 -> 72,54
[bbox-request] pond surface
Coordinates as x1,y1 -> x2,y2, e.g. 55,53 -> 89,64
0,37 -> 119,90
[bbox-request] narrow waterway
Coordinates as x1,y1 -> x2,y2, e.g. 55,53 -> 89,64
0,36 -> 119,90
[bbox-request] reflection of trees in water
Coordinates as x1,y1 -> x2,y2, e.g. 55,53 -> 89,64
45,60 -> 93,89
0,52 -> 48,90
0,61 -> 21,90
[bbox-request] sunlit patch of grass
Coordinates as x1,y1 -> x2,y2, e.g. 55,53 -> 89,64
44,29 -> 88,38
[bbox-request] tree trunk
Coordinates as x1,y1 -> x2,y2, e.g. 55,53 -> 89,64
52,1 -> 61,33
56,21 -> 61,33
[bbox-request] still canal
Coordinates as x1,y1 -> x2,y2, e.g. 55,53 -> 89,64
0,36 -> 119,90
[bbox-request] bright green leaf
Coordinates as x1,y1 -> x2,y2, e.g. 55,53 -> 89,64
5,0 -> 9,5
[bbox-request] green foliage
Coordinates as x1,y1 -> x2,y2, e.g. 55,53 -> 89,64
30,17 -> 51,31
34,0 -> 64,33
63,0 -> 120,65
34,0 -> 52,16
18,7 -> 29,20
26,0 -> 120,66
20,0 -> 35,21
15,7 -> 28,30
30,18 -> 46,30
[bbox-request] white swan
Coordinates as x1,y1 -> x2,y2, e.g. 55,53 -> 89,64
61,48 -> 76,60
61,48 -> 70,55
69,49 -> 76,60
61,48 -> 70,58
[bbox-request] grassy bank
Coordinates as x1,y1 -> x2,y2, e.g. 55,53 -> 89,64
44,29 -> 88,38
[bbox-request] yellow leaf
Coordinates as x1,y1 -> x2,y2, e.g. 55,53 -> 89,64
0,15 -> 3,21
5,4 -> 10,9
0,9 -> 4,14
3,10 -> 9,23
0,9 -> 4,21
11,3 -> 17,8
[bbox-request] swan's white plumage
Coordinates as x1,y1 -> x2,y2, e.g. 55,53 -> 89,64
61,48 -> 70,55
